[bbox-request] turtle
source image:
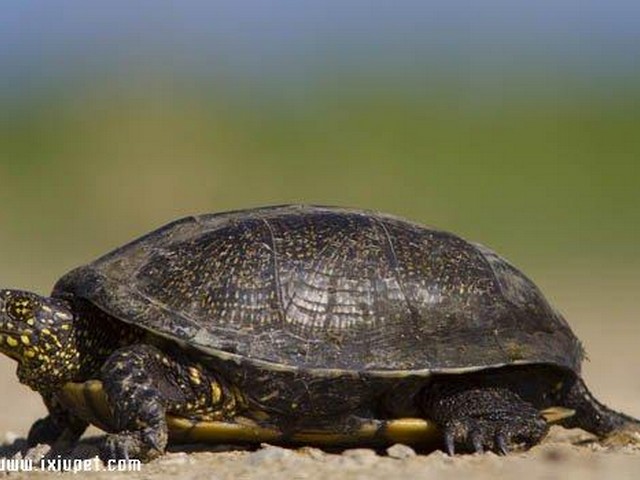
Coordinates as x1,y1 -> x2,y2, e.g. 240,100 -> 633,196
0,204 -> 638,462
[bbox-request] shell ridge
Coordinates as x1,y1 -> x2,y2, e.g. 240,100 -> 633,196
260,217 -> 286,327
374,217 -> 415,319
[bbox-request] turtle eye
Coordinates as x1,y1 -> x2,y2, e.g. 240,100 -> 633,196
5,295 -> 38,322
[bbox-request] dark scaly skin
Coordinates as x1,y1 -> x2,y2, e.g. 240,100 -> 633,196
559,375 -> 640,435
422,368 -> 553,454
426,387 -> 548,455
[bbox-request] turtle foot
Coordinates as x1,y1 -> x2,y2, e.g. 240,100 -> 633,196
441,410 -> 548,455
27,416 -> 63,447
103,427 -> 167,462
425,384 -> 549,455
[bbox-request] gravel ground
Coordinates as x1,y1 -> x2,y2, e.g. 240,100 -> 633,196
1,427 -> 640,480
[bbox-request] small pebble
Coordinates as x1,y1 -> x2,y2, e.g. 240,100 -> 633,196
248,444 -> 294,465
23,444 -> 51,463
158,452 -> 191,466
341,448 -> 378,465
602,429 -> 640,448
298,446 -> 325,460
540,443 -> 574,463
386,443 -> 416,460
3,432 -> 20,445
426,450 -> 454,465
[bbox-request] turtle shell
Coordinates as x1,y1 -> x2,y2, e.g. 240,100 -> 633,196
53,205 -> 583,376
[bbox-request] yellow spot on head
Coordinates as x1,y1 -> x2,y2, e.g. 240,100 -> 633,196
6,337 -> 18,348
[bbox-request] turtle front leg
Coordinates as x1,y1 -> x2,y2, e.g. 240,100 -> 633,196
28,395 -> 89,449
422,381 -> 548,455
101,344 -> 234,462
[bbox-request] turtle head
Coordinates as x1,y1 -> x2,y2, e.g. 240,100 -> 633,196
0,289 -> 78,392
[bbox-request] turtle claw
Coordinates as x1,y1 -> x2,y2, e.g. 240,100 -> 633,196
104,433 -> 133,461
471,431 -> 484,454
445,430 -> 456,456
496,433 -> 510,455
442,419 -> 489,455
103,429 -> 165,463
441,415 -> 545,455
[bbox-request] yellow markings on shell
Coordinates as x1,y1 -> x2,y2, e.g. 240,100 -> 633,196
24,350 -> 36,359
41,329 -> 51,336
6,336 -> 18,348
211,383 -> 222,404
21,335 -> 30,345
26,318 -> 35,326
60,324 -> 71,330
188,367 -> 202,385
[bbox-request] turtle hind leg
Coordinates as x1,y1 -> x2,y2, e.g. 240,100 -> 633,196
422,381 -> 548,455
558,375 -> 640,439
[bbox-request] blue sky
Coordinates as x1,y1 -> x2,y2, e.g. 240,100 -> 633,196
2,1 -> 639,92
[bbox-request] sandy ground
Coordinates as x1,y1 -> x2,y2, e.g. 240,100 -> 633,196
1,276 -> 639,479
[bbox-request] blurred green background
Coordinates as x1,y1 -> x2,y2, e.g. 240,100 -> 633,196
0,1 -> 639,433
